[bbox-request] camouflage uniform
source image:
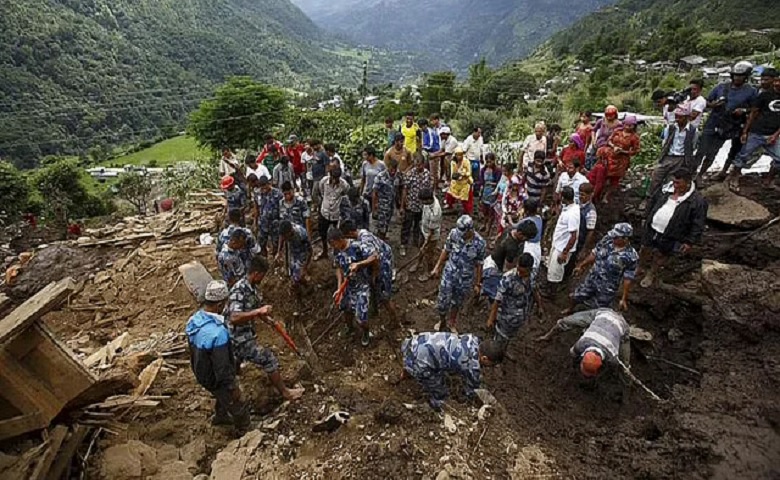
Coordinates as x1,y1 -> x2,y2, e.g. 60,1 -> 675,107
493,269 -> 533,347
572,234 -> 639,309
357,229 -> 394,302
218,244 -> 248,286
225,185 -> 247,211
254,188 -> 284,250
287,223 -> 311,283
216,225 -> 259,263
401,332 -> 482,409
339,196 -> 371,231
372,169 -> 401,235
334,240 -> 374,325
280,195 -> 310,230
226,279 -> 279,373
436,228 -> 486,315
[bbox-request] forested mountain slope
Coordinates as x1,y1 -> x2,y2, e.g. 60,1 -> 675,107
0,0 -> 361,166
291,0 -> 613,69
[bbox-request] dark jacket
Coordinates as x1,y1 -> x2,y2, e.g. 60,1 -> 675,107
646,188 -> 708,245
186,310 -> 236,392
658,123 -> 696,168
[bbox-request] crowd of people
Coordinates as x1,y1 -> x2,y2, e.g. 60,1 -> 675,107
186,60 -> 779,427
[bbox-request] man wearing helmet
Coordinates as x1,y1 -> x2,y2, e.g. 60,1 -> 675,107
536,308 -> 631,379
693,61 -> 758,185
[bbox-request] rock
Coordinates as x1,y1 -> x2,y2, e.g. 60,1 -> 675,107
156,444 -> 180,464
374,399 -> 404,425
474,388 -> 497,406
209,430 -> 264,480
194,476 -> 209,480
180,438 -> 207,472
510,445 -> 557,479
101,440 -> 159,479
701,183 -> 772,227
151,461 -> 193,480
443,414 -> 457,434
668,328 -> 683,343
751,220 -> 780,259
701,260 -> 780,328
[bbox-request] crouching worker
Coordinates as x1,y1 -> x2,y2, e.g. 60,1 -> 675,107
277,220 -> 313,292
537,308 -> 630,378
486,253 -> 536,351
401,332 -> 503,410
186,280 -> 249,429
228,256 -> 304,401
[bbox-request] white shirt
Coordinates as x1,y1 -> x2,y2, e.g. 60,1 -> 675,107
421,197 -> 443,239
669,123 -> 693,156
523,241 -> 542,273
687,95 -> 707,128
552,203 -> 581,253
442,136 -> 459,154
302,151 -> 315,180
246,164 -> 271,181
651,184 -> 696,234
462,135 -> 483,161
556,172 -> 590,203
522,134 -> 547,167
219,154 -> 238,176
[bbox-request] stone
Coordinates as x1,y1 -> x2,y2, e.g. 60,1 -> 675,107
701,260 -> 780,328
101,440 -> 159,479
209,430 -> 264,480
156,444 -> 180,464
701,183 -> 772,227
180,438 -> 207,472
151,461 -> 193,480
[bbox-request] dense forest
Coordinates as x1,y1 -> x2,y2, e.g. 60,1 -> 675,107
0,0 -> 370,168
293,0 -> 613,70
547,0 -> 780,62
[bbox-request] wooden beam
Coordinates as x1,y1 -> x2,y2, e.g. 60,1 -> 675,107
46,425 -> 89,480
0,348 -> 63,420
29,425 -> 68,480
0,412 -> 47,442
0,278 -> 76,345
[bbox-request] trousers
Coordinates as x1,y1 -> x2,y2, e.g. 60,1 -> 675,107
401,210 -> 423,246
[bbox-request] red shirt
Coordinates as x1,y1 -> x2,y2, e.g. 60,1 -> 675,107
560,146 -> 585,169
284,144 -> 305,175
256,141 -> 284,165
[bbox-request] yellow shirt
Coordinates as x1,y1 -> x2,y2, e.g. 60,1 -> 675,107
401,123 -> 420,153
449,160 -> 473,201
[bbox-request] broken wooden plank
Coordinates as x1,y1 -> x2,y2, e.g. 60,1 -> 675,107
77,233 -> 156,248
178,261 -> 214,303
0,278 -> 76,345
0,412 -> 47,442
134,358 -> 163,397
45,425 -> 89,480
29,425 -> 68,480
84,332 -> 130,368
0,293 -> 11,315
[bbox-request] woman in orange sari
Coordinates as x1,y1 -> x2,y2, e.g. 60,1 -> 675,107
603,115 -> 640,203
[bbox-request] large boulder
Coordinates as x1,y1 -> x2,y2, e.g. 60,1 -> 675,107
209,430 -> 264,480
101,440 -> 159,479
701,183 -> 772,228
700,260 -> 780,328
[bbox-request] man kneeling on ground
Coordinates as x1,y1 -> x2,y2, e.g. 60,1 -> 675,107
401,332 -> 503,410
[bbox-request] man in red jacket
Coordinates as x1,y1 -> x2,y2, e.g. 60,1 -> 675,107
284,134 -> 305,189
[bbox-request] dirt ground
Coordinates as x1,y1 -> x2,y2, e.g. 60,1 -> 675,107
2,175 -> 779,479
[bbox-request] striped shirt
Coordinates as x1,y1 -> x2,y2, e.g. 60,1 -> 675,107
525,165 -> 551,201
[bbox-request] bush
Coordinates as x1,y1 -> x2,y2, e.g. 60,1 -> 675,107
115,172 -> 153,214
161,157 -> 219,201
0,162 -> 30,224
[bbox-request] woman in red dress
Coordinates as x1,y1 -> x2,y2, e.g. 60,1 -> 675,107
603,115 -> 641,203
559,133 -> 586,171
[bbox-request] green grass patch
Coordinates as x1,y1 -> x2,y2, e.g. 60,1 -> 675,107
105,136 -> 210,167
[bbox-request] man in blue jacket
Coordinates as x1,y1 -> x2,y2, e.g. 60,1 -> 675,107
185,280 -> 250,430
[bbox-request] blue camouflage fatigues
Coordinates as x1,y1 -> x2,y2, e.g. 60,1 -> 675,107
357,229 -> 394,302
286,224 -> 311,283
339,196 -> 371,231
493,270 -> 533,345
437,228 -> 487,314
218,244 -> 248,286
225,185 -> 247,211
372,170 -> 401,235
254,188 -> 283,250
280,196 -> 310,229
573,234 -> 639,308
334,240 -> 375,325
401,332 -> 482,409
216,225 -> 259,262
226,279 -> 279,373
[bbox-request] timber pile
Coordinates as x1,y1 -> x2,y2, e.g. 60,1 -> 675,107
75,191 -> 223,248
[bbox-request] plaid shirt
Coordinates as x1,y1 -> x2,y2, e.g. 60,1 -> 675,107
403,167 -> 432,213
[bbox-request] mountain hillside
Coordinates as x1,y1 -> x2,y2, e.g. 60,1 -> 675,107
291,0 -> 614,70
546,0 -> 780,62
0,0 -> 365,166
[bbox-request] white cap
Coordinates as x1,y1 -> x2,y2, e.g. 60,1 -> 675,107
440,126 -> 451,134
205,280 -> 229,302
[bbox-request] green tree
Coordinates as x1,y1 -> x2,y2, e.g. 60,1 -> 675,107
0,162 -> 30,224
188,77 -> 287,151
115,172 -> 153,214
464,58 -> 496,108
419,71 -> 458,117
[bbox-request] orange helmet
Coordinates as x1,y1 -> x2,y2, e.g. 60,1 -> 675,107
220,175 -> 235,190
580,350 -> 603,378
604,105 -> 618,120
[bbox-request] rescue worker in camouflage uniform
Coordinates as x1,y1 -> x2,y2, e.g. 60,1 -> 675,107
252,175 -> 283,256
537,308 -> 631,378
221,175 -> 247,219
339,187 -> 371,231
372,158 -> 402,240
400,332 -> 504,410
564,223 -> 638,314
216,209 -> 260,261
339,220 -> 399,325
218,229 -> 250,287
277,220 -> 313,291
227,256 -> 305,401
186,280 -> 250,430
328,227 -> 379,347
486,253 -> 536,351
431,215 -> 486,333
280,181 -> 311,235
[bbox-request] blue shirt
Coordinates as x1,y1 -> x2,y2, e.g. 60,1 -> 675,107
704,82 -> 758,134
